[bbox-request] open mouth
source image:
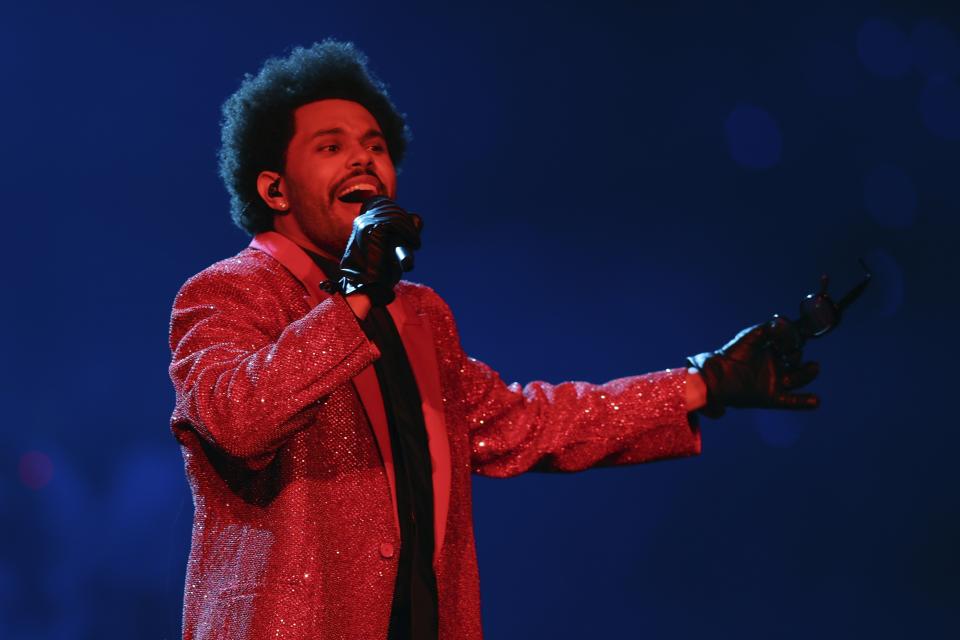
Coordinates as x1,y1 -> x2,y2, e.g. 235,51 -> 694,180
336,182 -> 380,203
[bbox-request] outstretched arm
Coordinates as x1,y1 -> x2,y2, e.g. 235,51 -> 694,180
461,357 -> 703,477
422,289 -> 703,478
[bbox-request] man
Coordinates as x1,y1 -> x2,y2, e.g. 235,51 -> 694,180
168,40 -> 820,640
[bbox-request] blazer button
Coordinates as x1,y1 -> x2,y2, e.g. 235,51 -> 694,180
379,542 -> 395,559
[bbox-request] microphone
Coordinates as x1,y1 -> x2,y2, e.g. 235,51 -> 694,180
341,191 -> 419,272
767,257 -> 873,362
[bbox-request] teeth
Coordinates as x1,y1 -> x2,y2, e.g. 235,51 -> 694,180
339,183 -> 377,197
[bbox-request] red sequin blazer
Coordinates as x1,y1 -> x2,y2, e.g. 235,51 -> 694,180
168,231 -> 702,640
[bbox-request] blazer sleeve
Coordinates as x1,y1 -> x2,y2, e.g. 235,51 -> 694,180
168,264 -> 380,465
424,289 -> 701,478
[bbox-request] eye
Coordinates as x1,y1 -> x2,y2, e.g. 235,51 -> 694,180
318,144 -> 340,153
367,143 -> 386,153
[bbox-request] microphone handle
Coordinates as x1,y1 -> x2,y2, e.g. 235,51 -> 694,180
340,192 -> 417,272
395,245 -> 414,272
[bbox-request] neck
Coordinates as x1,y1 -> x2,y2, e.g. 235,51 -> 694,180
272,215 -> 339,261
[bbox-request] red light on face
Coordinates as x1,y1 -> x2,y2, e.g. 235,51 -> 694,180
18,451 -> 53,490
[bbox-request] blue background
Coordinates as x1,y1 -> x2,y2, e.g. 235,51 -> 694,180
4,1 -> 958,638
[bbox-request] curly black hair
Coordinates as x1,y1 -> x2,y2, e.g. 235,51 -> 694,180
218,39 -> 411,235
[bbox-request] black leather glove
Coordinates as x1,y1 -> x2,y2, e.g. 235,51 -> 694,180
338,196 -> 422,307
686,316 -> 821,419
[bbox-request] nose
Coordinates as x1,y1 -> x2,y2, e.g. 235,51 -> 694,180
346,141 -> 375,169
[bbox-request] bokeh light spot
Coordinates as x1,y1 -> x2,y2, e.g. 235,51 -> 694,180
724,104 -> 783,169
856,18 -> 911,78
753,411 -> 804,448
864,248 -> 905,317
910,19 -> 960,80
863,165 -> 917,229
920,78 -> 960,140
18,451 -> 53,490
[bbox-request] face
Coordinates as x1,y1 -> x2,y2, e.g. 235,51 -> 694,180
268,99 -> 397,257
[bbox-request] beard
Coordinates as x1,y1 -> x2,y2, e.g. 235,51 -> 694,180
297,199 -> 358,259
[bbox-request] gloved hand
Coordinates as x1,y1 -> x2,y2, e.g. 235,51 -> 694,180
338,196 -> 423,307
686,315 -> 821,419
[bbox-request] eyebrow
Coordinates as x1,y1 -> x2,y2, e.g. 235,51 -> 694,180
309,127 -> 385,141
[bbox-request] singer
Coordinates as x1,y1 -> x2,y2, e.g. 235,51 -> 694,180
167,40 -> 821,640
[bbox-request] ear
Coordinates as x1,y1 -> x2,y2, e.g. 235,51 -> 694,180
256,171 -> 290,213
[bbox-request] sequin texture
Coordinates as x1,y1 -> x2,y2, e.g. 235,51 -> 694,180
168,241 -> 701,640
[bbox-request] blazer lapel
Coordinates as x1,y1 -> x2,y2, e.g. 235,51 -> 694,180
249,232 -> 400,539
249,231 -> 330,307
351,362 -> 401,540
387,297 -> 452,563
248,232 -> 453,563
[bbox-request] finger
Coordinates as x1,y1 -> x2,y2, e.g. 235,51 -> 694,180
369,213 -> 418,238
363,200 -> 407,216
369,208 -> 412,224
768,313 -> 802,353
373,207 -> 419,224
385,221 -> 421,248
396,213 -> 422,244
771,392 -> 819,410
404,214 -> 424,249
776,348 -> 803,370
721,323 -> 767,351
781,361 -> 819,390
409,213 -> 423,233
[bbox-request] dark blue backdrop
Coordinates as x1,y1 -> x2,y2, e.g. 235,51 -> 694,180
4,1 -> 958,638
